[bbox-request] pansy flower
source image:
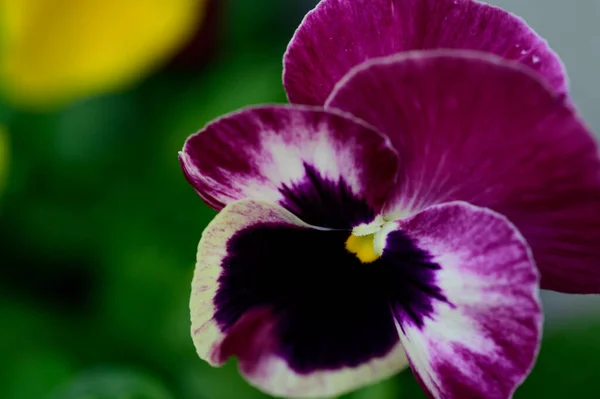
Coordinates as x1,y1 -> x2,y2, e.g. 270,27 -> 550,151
179,1 -> 600,399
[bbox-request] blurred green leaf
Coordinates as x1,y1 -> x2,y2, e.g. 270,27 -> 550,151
180,361 -> 271,399
515,322 -> 600,398
48,369 -> 173,399
342,374 -> 404,399
0,125 -> 8,195
0,299 -> 75,399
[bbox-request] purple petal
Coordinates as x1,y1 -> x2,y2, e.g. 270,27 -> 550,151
191,200 -> 408,398
283,0 -> 566,106
327,51 -> 600,294
180,105 -> 398,229
383,201 -> 542,399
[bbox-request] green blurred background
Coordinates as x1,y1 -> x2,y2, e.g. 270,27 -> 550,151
1,1 -> 599,398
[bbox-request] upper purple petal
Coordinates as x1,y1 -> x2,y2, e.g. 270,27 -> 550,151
326,50 -> 600,293
283,0 -> 566,106
179,105 -> 398,229
326,51 -> 600,294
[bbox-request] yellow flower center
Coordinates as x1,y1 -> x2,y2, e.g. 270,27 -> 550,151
345,216 -> 391,263
345,233 -> 380,263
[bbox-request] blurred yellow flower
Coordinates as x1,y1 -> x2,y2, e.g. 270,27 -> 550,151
0,0 -> 205,108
